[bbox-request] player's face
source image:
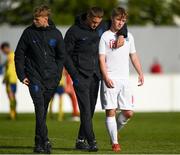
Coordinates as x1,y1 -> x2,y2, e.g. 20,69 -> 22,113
1,47 -> 9,55
111,16 -> 126,31
87,16 -> 102,29
33,16 -> 48,27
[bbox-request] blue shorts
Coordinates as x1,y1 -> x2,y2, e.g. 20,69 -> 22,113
55,86 -> 64,95
10,84 -> 17,93
6,83 -> 17,93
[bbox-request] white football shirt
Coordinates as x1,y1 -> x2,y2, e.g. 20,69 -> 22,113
99,31 -> 136,79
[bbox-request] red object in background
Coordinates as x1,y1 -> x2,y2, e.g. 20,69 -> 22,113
150,62 -> 162,74
65,71 -> 79,117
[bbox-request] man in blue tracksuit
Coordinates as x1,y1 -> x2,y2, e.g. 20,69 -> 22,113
15,5 -> 65,153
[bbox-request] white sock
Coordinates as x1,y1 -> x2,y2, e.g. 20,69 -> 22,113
106,116 -> 118,144
116,112 -> 129,131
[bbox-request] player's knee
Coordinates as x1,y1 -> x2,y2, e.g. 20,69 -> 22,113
124,111 -> 134,118
106,109 -> 116,117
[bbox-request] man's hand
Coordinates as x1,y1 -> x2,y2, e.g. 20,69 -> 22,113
138,74 -> 144,86
104,77 -> 114,88
114,35 -> 125,48
23,77 -> 30,86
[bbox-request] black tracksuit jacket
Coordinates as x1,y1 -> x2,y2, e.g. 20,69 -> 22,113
64,13 -> 127,80
15,20 -> 66,88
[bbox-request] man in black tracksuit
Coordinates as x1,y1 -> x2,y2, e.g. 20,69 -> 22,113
15,5 -> 65,153
64,7 -> 127,151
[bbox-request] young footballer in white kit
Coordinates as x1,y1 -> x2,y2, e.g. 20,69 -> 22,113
99,7 -> 144,152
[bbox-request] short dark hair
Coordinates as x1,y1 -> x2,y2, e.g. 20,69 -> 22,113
87,7 -> 104,18
111,7 -> 128,19
33,4 -> 51,18
1,42 -> 10,49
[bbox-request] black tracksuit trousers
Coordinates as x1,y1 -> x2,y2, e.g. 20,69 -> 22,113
74,73 -> 99,144
29,80 -> 56,146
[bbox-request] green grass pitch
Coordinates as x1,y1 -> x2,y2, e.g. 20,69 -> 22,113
0,112 -> 180,154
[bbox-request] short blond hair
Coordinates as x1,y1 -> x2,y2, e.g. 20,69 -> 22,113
33,4 -> 51,18
111,7 -> 128,19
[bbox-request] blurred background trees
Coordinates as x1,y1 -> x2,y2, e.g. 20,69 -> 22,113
127,0 -> 180,25
0,0 -> 118,25
0,0 -> 180,25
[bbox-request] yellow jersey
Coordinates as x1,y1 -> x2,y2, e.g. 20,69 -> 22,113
4,51 -> 17,83
58,69 -> 66,87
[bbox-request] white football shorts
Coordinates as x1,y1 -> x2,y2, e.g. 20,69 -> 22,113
100,79 -> 134,110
